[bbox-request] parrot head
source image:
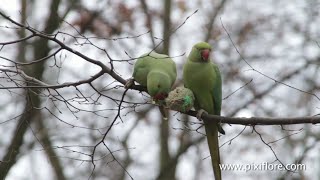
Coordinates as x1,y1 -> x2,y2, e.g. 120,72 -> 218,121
147,71 -> 171,101
189,42 -> 212,62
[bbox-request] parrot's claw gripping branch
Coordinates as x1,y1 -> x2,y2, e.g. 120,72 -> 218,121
124,78 -> 135,89
196,109 -> 226,135
196,109 -> 208,120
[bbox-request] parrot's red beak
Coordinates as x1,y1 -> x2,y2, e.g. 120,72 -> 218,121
154,93 -> 168,101
201,49 -> 210,61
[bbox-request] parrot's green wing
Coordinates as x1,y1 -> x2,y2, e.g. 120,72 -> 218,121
132,56 -> 149,86
212,64 -> 225,134
212,64 -> 222,115
133,52 -> 176,88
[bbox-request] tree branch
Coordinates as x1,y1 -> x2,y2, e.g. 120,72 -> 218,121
0,9 -> 318,131
186,110 -> 320,125
139,0 -> 156,47
204,0 -> 228,42
0,10 -> 146,92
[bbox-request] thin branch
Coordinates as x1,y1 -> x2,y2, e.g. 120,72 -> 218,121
0,34 -> 35,45
220,18 -> 320,102
223,78 -> 252,100
253,127 -> 292,172
0,10 -> 146,92
89,88 -> 130,180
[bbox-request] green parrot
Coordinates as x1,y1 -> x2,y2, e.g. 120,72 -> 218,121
183,42 -> 225,180
126,51 -> 177,117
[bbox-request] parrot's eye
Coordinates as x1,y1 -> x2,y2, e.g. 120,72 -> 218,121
157,84 -> 161,88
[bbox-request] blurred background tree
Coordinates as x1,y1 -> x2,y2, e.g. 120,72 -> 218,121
0,0 -> 319,180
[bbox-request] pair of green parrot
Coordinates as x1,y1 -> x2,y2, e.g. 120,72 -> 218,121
127,42 -> 224,180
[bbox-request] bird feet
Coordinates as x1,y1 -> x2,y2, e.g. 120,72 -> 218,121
197,109 -> 226,135
124,78 -> 134,89
196,109 -> 208,120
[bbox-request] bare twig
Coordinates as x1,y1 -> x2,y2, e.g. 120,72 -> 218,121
220,18 -> 320,102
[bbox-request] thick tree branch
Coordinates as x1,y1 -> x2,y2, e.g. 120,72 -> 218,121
139,0 -> 156,47
0,1 -> 66,179
187,110 -> 320,125
156,136 -> 205,180
0,10 -> 319,131
158,1 -> 174,179
204,0 -> 228,41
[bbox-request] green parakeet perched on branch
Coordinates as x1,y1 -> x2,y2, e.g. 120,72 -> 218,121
183,42 -> 225,180
126,52 -> 177,117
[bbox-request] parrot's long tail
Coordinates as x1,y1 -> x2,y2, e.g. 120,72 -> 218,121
204,120 -> 222,180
